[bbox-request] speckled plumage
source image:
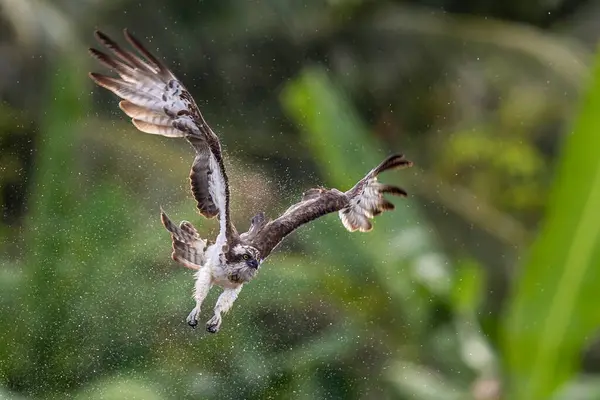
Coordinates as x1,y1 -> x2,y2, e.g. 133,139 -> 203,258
89,29 -> 413,333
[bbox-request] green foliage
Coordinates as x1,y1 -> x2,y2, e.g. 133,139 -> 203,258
281,67 -> 442,332
438,128 -> 546,212
281,67 -> 498,398
2,58 -> 182,395
451,259 -> 484,316
503,49 -> 600,400
1,1 -> 599,399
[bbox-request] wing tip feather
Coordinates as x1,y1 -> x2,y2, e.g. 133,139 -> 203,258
119,100 -> 144,118
88,72 -> 107,87
160,208 -> 175,232
374,154 -> 413,175
88,72 -> 125,93
339,153 -> 411,234
131,119 -> 182,137
381,184 -> 408,197
88,47 -> 121,71
93,29 -> 104,41
94,29 -> 114,48
123,28 -> 168,75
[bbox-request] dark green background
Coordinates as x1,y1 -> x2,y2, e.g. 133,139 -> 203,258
1,0 -> 600,399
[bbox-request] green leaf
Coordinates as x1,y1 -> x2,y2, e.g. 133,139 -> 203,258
385,360 -> 468,400
451,259 -> 484,316
502,49 -> 600,399
16,57 -> 90,393
280,67 -> 376,186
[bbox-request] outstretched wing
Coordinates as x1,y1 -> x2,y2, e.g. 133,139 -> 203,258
89,29 -> 236,244
248,154 -> 413,259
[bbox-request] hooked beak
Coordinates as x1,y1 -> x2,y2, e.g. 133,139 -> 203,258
246,259 -> 259,269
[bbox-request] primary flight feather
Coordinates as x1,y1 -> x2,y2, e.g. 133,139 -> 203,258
89,29 -> 413,333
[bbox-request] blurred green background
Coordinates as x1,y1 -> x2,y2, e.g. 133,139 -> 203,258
1,0 -> 600,399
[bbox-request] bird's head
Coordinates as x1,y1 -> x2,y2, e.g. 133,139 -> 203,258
226,244 -> 262,283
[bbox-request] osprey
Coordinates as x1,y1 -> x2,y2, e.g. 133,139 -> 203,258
89,30 -> 413,333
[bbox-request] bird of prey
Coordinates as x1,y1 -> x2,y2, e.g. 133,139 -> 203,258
89,29 -> 413,333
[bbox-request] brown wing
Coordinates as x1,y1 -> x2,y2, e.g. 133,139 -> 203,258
249,188 -> 350,259
248,154 -> 413,259
89,29 -> 237,243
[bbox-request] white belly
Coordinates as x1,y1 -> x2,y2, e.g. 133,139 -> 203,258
203,243 -> 241,289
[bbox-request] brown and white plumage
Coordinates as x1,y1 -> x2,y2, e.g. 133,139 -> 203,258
246,154 -> 413,258
89,29 -> 235,246
160,210 -> 206,270
88,30 -> 413,333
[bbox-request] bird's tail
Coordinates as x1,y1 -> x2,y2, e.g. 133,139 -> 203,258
160,210 -> 208,270
339,154 -> 413,232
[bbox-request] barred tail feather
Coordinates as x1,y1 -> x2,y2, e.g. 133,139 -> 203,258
160,210 -> 207,270
339,154 -> 412,232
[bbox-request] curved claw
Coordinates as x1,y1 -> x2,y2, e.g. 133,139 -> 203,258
186,306 -> 200,328
206,315 -> 222,333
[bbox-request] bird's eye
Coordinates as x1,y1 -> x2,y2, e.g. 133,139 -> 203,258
242,254 -> 250,260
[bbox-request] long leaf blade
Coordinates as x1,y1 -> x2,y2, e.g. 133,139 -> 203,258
503,50 -> 600,399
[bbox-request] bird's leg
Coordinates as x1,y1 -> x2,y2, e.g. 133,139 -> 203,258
206,285 -> 243,333
187,267 -> 212,328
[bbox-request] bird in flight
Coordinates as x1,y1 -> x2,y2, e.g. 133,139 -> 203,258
89,29 -> 413,333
